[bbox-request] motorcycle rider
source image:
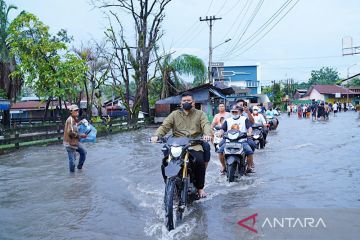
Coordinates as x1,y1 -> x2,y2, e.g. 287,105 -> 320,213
151,92 -> 212,198
252,106 -> 269,141
217,105 -> 255,173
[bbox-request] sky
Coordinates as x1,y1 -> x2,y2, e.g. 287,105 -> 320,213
8,0 -> 360,86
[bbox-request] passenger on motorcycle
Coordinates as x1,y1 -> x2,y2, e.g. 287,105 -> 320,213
217,105 -> 255,173
252,106 -> 269,141
235,99 -> 255,124
211,103 -> 230,174
151,92 -> 212,198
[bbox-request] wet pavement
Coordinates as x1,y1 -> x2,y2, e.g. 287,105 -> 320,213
0,111 -> 359,240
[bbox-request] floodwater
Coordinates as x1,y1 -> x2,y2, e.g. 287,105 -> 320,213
0,111 -> 359,240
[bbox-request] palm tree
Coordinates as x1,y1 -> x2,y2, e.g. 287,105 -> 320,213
158,54 -> 206,99
0,0 -> 22,126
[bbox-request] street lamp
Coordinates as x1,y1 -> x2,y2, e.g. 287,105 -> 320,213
345,63 -> 359,105
209,38 -> 232,84
347,63 -> 358,78
213,38 -> 232,50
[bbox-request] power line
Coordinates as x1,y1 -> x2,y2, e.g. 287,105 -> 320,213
230,0 -> 300,58
239,55 -> 344,62
225,0 -> 293,59
205,0 -> 214,15
171,0 -> 216,48
215,0 -> 229,16
223,0 -> 264,58
221,0 -> 252,56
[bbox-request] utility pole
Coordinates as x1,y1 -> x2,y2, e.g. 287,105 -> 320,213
200,15 -> 222,84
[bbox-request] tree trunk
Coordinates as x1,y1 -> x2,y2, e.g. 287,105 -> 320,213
43,96 -> 52,120
1,110 -> 10,127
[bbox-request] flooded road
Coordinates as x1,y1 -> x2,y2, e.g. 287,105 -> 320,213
1,111 -> 359,240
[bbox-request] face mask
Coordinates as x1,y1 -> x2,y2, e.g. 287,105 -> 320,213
231,113 -> 240,119
253,110 -> 258,114
182,102 -> 193,110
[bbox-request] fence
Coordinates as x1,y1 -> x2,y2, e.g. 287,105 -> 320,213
0,117 -> 148,153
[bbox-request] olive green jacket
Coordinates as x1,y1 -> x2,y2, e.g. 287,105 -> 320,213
155,108 -> 211,151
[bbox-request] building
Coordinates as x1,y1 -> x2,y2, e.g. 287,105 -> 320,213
293,89 -> 308,99
212,63 -> 261,94
154,83 -> 234,123
10,97 -> 69,123
348,86 -> 360,105
103,96 -> 135,118
300,85 -> 354,102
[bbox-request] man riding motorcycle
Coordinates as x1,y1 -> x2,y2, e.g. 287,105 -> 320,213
151,92 -> 212,198
217,105 -> 255,173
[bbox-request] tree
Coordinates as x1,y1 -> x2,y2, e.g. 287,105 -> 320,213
157,53 -> 206,99
0,0 -> 22,126
308,67 -> 340,85
74,42 -> 111,118
262,82 -> 284,107
8,12 -> 87,119
345,78 -> 360,87
98,0 -> 172,117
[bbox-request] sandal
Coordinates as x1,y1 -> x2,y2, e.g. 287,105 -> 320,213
246,168 -> 255,174
220,169 -> 227,175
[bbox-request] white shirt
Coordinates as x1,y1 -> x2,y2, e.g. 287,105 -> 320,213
226,116 -> 248,133
333,103 -> 338,110
252,114 -> 266,125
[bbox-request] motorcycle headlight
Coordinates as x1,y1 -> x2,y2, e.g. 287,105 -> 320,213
228,132 -> 239,140
170,146 -> 183,158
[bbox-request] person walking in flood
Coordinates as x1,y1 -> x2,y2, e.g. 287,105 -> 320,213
63,104 -> 88,172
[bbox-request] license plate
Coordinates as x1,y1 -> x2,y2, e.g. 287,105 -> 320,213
224,142 -> 242,148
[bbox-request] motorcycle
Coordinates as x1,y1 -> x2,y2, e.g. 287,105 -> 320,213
159,136 -> 204,231
252,124 -> 265,149
267,116 -> 279,131
223,129 -> 248,182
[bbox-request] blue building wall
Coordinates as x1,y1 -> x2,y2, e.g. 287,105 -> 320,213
213,65 -> 260,94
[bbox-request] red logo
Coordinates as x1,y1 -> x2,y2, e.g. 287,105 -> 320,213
237,213 -> 258,233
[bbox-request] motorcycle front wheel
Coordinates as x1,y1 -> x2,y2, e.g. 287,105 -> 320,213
164,177 -> 182,231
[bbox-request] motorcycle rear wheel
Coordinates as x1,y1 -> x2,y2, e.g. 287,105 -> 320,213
227,162 -> 237,182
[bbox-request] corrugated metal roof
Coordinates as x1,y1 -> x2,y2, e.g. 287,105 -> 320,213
156,83 -> 234,105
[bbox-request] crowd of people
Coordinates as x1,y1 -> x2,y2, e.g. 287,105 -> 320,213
286,100 -> 355,120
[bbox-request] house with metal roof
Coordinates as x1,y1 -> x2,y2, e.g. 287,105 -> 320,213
154,83 -> 234,123
300,85 -> 355,102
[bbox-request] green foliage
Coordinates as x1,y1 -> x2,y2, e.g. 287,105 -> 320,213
0,0 -> 22,105
171,54 -> 206,85
148,77 -> 162,107
345,78 -> 360,87
0,0 -> 18,60
0,88 -> 6,98
7,12 -> 87,102
262,83 -> 284,107
309,67 -> 340,85
157,53 -> 206,99
292,81 -> 310,90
